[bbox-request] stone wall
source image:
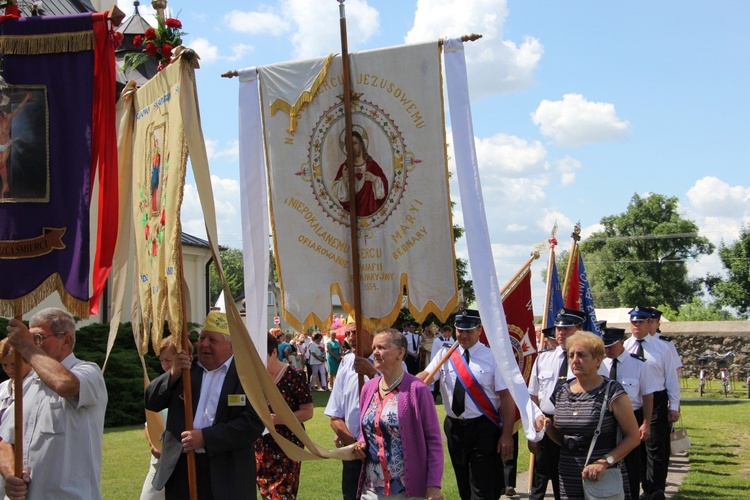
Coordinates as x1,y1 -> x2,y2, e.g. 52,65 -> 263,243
670,335 -> 749,381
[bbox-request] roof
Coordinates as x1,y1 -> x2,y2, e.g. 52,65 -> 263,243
18,0 -> 95,16
181,233 -> 210,248
181,233 -> 228,252
115,1 -> 159,89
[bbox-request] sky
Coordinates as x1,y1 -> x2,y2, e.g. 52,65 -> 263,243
116,0 -> 750,314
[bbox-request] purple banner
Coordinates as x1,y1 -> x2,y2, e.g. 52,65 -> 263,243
0,15 -> 94,316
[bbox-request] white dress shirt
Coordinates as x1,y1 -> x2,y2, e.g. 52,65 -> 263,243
528,346 -> 572,415
424,342 -> 507,420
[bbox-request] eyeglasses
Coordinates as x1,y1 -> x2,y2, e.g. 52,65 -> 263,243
33,332 -> 66,345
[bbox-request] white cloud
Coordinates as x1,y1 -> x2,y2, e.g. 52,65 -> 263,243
475,133 -> 548,177
406,0 -> 543,98
187,37 -> 219,64
556,156 -> 582,187
224,8 -> 291,36
531,93 -> 630,147
228,44 -> 255,61
686,176 -> 750,218
181,176 -> 243,248
506,223 -> 527,232
205,139 -> 239,162
280,0 -> 380,59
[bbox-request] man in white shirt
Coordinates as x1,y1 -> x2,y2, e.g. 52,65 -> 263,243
623,307 -> 680,500
419,309 -> 514,499
325,327 -> 376,500
0,307 -> 108,500
402,321 -> 421,375
600,326 -> 658,500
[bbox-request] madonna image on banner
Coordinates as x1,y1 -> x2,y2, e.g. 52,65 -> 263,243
0,86 -> 48,202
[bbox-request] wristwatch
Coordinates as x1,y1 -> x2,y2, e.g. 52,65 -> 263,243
604,454 -> 615,466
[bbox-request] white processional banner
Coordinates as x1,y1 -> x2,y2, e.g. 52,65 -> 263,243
258,41 -> 458,331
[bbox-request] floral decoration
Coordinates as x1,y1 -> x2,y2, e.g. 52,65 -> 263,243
125,13 -> 186,71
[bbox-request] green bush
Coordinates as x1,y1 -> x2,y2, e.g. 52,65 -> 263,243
1,318 -> 200,428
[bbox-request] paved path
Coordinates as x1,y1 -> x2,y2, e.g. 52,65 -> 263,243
506,452 -> 689,498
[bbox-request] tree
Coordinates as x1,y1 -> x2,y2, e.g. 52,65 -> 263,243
208,247 -> 245,304
706,225 -> 750,318
581,193 -> 714,310
659,297 -> 738,321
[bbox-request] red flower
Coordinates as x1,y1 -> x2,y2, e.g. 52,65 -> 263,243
160,210 -> 166,226
145,27 -> 156,40
161,43 -> 173,60
152,238 -> 158,256
113,31 -> 124,48
165,18 -> 182,29
133,34 -> 143,47
145,42 -> 159,56
145,223 -> 150,240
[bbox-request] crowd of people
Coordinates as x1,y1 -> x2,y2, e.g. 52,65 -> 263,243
0,304 -> 683,500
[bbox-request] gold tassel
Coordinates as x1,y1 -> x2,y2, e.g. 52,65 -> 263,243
0,31 -> 94,55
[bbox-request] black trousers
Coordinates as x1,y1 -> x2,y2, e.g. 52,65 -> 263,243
503,431 -> 519,489
624,407 -> 644,500
530,413 -> 561,500
642,390 -> 670,497
341,459 -> 363,500
445,415 -> 504,500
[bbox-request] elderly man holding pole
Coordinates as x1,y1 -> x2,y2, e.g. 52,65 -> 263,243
0,307 -> 108,499
145,311 -> 264,499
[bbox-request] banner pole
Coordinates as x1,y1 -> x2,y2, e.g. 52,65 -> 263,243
177,250 -> 198,499
12,312 -> 22,479
338,0 -> 365,388
561,221 -> 581,301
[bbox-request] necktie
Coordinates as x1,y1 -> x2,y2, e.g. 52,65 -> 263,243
412,334 -> 417,351
451,349 -> 470,417
635,339 -> 645,359
609,358 -> 619,381
558,353 -> 568,381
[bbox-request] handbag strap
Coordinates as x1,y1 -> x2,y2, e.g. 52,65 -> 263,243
585,379 -> 614,466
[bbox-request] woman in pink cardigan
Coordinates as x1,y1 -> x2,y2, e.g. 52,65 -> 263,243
352,328 -> 444,500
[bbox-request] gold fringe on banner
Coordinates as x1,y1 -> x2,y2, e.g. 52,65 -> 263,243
0,273 -> 89,319
0,31 -> 94,55
268,53 -> 334,133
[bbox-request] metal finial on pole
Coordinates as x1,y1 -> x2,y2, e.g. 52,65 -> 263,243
151,0 -> 166,18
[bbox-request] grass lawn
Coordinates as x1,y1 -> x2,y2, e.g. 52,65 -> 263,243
101,391 -> 530,499
102,387 -> 750,499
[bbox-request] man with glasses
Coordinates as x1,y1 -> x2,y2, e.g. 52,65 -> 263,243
325,325 -> 378,500
624,307 -> 680,500
0,307 -> 108,499
527,307 -> 585,500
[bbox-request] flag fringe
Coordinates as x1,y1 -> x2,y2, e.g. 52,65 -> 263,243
268,54 -> 334,133
0,31 -> 94,55
0,273 -> 89,318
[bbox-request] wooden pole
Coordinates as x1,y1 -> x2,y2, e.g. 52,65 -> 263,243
12,313 -> 22,478
561,221 -> 581,302
422,340 -> 458,386
177,255 -> 197,499
499,253 -> 539,299
338,0 -> 365,388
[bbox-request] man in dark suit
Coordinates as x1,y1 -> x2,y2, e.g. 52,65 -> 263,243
145,312 -> 264,499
